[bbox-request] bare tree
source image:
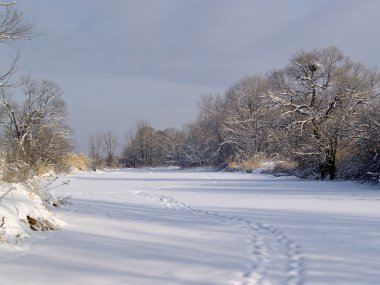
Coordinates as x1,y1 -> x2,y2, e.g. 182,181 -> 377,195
0,5 -> 32,40
157,128 -> 183,165
197,94 -> 228,165
89,133 -> 103,171
0,4 -> 33,87
1,79 -> 72,168
0,4 -> 75,181
221,76 -> 271,161
179,122 -> 215,167
266,47 -> 380,179
102,131 -> 118,168
122,125 -> 185,168
122,121 -> 157,167
338,100 -> 380,181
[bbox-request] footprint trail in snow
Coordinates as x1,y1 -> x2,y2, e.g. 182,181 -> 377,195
136,191 -> 305,285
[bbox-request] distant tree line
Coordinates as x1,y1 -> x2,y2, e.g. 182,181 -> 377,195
118,47 -> 380,182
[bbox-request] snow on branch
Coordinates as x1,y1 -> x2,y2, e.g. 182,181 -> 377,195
0,2 -> 16,6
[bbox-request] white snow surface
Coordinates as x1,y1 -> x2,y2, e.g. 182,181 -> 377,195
1,168 -> 380,285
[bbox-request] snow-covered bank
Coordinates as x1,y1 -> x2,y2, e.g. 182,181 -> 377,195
0,182 -> 64,244
1,169 -> 379,285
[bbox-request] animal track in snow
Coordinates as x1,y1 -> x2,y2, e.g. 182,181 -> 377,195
136,191 -> 305,285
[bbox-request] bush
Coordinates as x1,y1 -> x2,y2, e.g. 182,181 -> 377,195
225,154 -> 297,174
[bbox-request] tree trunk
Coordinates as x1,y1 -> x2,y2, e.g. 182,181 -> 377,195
320,137 -> 338,180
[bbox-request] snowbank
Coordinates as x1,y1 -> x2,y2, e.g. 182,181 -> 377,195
0,182 -> 64,243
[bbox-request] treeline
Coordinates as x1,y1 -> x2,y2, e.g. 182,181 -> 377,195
120,47 -> 380,181
2,5 -> 379,183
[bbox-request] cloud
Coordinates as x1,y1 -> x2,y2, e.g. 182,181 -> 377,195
13,0 -> 380,151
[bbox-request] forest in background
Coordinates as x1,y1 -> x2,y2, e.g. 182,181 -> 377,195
0,5 -> 379,183
114,47 -> 380,182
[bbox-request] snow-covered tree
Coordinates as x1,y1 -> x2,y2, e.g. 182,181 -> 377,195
221,76 -> 272,161
179,122 -> 212,167
155,128 -> 183,165
266,47 -> 380,179
338,99 -> 380,181
196,94 -> 229,165
122,121 -> 160,167
0,4 -> 75,180
1,79 -> 72,169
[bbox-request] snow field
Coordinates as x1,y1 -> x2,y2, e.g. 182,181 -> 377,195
1,168 -> 379,285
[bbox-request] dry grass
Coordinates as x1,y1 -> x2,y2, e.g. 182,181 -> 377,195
34,164 -> 55,176
1,153 -> 91,182
226,156 -> 298,175
58,153 -> 90,172
227,159 -> 264,173
226,155 -> 268,173
2,161 -> 33,183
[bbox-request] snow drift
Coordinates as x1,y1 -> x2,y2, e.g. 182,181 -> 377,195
0,182 -> 64,243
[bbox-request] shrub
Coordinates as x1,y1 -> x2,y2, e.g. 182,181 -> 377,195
2,161 -> 33,183
57,153 -> 90,173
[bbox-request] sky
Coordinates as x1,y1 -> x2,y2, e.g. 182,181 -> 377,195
8,0 -> 380,152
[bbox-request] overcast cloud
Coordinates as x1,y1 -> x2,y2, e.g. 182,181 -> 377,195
13,0 -> 380,151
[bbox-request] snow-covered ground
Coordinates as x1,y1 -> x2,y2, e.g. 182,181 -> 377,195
1,168 -> 379,285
